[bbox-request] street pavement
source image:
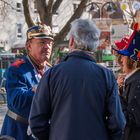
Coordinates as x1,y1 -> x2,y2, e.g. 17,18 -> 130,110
0,103 -> 7,132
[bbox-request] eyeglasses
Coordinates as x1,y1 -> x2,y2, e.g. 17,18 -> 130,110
30,40 -> 53,47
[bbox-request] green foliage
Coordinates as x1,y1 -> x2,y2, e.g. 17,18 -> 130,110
51,45 -> 69,65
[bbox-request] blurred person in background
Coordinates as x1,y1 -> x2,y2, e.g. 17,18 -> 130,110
0,24 -> 54,140
113,36 -> 129,95
29,18 -> 126,140
113,27 -> 140,140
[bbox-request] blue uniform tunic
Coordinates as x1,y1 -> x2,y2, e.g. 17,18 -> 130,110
1,56 -> 50,140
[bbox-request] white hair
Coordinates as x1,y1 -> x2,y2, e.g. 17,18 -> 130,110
68,18 -> 100,51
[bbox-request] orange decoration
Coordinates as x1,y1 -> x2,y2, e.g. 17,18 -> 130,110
11,59 -> 25,67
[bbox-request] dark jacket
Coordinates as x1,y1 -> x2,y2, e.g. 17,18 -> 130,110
120,69 -> 140,140
30,51 -> 126,140
1,56 -> 50,140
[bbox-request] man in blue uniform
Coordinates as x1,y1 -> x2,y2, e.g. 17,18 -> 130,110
0,23 -> 54,140
29,19 -> 126,140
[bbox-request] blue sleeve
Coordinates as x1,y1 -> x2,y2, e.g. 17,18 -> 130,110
29,69 -> 51,140
6,66 -> 34,118
105,72 -> 126,140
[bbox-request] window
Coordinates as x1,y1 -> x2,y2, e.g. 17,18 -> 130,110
34,1 -> 38,13
17,24 -> 22,38
17,2 -> 22,12
52,25 -> 59,34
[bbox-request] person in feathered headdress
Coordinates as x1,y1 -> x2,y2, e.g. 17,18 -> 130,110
113,23 -> 140,140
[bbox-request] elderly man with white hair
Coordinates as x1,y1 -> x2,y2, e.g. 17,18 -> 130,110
29,19 -> 126,140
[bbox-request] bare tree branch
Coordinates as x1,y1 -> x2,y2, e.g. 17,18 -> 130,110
124,10 -> 132,17
48,0 -> 54,12
46,0 -> 54,26
0,0 -> 16,10
54,0 -> 89,46
22,0 -> 34,27
52,0 -> 63,14
127,1 -> 135,23
0,0 -> 16,21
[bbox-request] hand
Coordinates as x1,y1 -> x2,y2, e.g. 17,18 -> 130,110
27,125 -> 32,136
117,73 -> 125,88
32,85 -> 38,93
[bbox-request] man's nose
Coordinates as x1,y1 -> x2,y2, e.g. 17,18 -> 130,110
43,44 -> 49,49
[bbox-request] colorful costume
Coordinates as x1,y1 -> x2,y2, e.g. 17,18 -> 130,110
1,56 -> 50,140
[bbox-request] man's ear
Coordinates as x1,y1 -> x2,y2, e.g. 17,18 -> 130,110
69,37 -> 75,52
69,36 -> 75,52
26,40 -> 31,52
70,37 -> 74,47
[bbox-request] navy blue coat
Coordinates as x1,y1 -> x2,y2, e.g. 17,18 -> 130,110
30,51 -> 126,140
1,56 -> 50,140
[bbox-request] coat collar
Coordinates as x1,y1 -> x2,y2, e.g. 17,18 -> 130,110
24,56 -> 42,82
62,50 -> 96,62
125,69 -> 140,85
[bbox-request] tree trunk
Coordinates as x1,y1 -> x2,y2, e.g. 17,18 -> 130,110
36,0 -> 52,26
22,0 -> 34,28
